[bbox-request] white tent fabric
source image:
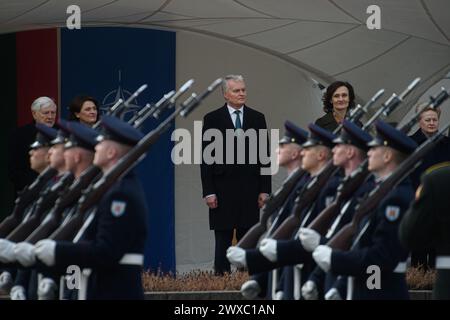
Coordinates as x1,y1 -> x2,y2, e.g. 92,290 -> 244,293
1,0 -> 448,108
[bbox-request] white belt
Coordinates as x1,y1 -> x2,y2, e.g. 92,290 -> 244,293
119,253 -> 144,266
436,256 -> 450,269
346,276 -> 354,300
393,262 -> 407,273
293,264 -> 303,300
79,269 -> 92,300
271,269 -> 278,300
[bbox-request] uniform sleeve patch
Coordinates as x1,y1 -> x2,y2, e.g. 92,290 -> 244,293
385,206 -> 400,222
111,200 -> 127,217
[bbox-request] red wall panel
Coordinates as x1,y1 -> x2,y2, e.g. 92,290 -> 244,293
16,29 -> 58,127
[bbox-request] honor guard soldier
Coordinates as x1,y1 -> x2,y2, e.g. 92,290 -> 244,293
228,123 -> 340,300
32,119 -> 98,300
302,119 -> 374,300
312,121 -> 417,300
400,164 -> 450,299
34,116 -> 149,299
265,124 -> 341,300
0,123 -> 58,295
11,121 -> 71,300
233,121 -> 309,299
29,124 -> 59,174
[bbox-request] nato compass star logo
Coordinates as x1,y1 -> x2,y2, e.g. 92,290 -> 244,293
100,70 -> 143,120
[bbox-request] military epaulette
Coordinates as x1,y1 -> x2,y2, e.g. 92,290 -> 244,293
424,161 -> 450,175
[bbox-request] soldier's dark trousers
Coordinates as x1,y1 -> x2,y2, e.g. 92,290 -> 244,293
214,228 -> 249,275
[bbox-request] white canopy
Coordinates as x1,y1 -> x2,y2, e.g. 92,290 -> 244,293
1,0 -> 449,108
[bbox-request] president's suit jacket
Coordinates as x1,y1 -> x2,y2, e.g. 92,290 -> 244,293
201,104 -> 271,230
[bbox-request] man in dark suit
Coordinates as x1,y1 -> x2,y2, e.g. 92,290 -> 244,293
201,75 -> 271,275
8,97 -> 57,198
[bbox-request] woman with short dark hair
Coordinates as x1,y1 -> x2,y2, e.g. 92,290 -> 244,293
68,95 -> 99,126
315,81 -> 356,132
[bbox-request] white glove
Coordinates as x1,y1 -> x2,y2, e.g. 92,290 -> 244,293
10,285 -> 26,300
259,238 -> 277,262
274,290 -> 284,300
34,239 -> 56,266
298,228 -> 321,252
240,280 -> 261,299
301,280 -> 318,300
38,278 -> 58,300
325,288 -> 342,300
0,271 -> 13,294
0,239 -> 17,263
14,242 -> 36,267
226,246 -> 247,268
312,245 -> 332,272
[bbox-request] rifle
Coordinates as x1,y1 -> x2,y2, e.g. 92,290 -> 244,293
269,160 -> 339,241
48,78 -> 222,242
0,167 -> 58,237
25,166 -> 101,243
0,85 -> 147,239
127,90 -> 175,126
6,172 -> 75,242
25,85 -> 180,244
307,163 -> 370,236
306,78 -> 422,235
326,123 -> 450,251
236,90 -> 387,248
92,84 -> 148,129
237,168 -> 307,248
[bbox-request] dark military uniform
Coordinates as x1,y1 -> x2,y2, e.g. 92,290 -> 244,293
56,170 -> 148,299
245,124 -> 341,300
276,173 -> 340,300
331,179 -> 413,299
246,121 -> 309,299
13,121 -> 74,300
8,123 -> 39,198
307,177 -> 375,298
408,129 -> 450,189
275,124 -> 341,300
306,120 -> 375,299
325,121 -> 417,300
39,117 -> 149,299
2,124 -> 59,298
408,129 -> 450,269
400,165 -> 450,299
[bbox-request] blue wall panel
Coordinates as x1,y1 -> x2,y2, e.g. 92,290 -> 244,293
60,27 -> 176,273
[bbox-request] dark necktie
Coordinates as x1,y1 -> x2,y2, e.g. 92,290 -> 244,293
234,110 -> 242,129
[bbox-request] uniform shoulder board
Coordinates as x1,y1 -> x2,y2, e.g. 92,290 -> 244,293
425,161 -> 450,175
385,206 -> 400,222
111,200 -> 127,217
